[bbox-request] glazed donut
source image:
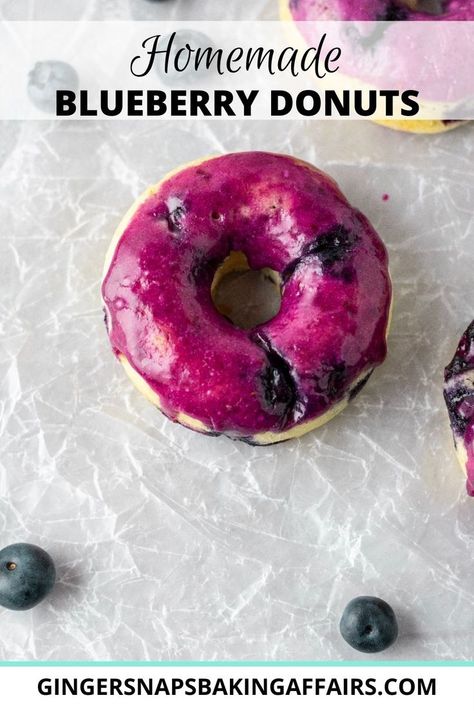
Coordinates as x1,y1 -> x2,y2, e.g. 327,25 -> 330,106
444,321 -> 474,496
102,152 -> 391,445
280,0 -> 470,134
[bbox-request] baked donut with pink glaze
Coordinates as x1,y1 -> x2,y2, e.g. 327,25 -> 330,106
280,0 -> 471,134
101,152 -> 391,444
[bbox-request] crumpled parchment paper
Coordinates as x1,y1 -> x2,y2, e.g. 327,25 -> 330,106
0,0 -> 473,661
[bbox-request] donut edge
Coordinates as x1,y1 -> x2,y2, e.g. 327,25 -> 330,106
373,119 -> 463,134
103,155 -> 219,437
118,356 -> 386,445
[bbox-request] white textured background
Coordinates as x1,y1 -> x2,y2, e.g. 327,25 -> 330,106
0,0 -> 473,661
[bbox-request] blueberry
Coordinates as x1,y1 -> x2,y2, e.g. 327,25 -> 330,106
156,31 -> 215,86
283,225 -> 357,282
444,320 -> 474,380
348,369 -> 374,401
167,202 -> 186,233
27,61 -> 79,114
253,334 -> 298,423
444,385 -> 472,437
377,2 -> 409,21
339,596 -> 398,653
315,361 -> 347,400
306,225 -> 357,270
260,364 -> 295,418
0,543 -> 56,611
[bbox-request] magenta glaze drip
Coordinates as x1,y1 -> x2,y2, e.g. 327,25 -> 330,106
288,0 -> 474,21
444,320 -> 474,496
102,152 -> 391,440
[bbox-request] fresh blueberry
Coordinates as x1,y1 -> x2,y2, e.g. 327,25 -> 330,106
27,61 -> 79,114
339,596 -> 398,653
156,31 -> 215,85
0,543 -> 56,611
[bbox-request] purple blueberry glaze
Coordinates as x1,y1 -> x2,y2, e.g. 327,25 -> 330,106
288,0 -> 473,21
444,320 -> 474,496
102,152 -> 391,441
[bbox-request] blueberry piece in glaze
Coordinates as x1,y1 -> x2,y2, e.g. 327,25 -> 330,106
260,365 -> 294,419
444,320 -> 474,496
167,203 -> 186,233
315,361 -> 347,401
282,225 -> 357,282
306,225 -> 358,270
444,385 -> 473,438
27,61 -> 79,114
340,596 -> 398,653
236,435 -> 276,447
444,320 -> 474,381
349,369 -> 374,401
155,31 -> 215,86
376,1 -> 409,21
254,334 -> 299,422
190,254 -> 222,284
0,543 -> 56,611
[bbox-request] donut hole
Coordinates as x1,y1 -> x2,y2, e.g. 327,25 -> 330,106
399,0 -> 444,13
211,251 -> 281,330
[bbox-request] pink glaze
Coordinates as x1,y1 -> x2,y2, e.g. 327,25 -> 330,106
102,152 -> 391,441
287,0 -> 474,21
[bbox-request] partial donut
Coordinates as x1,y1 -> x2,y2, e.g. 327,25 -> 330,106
280,0 -> 470,134
444,321 -> 474,496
